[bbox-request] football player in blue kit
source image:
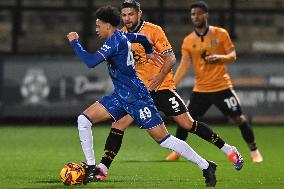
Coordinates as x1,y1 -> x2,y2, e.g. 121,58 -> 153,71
67,5 -> 217,187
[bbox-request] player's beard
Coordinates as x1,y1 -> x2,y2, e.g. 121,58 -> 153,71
125,19 -> 139,32
193,19 -> 206,29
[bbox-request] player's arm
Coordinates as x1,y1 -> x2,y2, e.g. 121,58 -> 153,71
148,51 -> 176,91
205,47 -> 236,64
126,33 -> 153,54
174,55 -> 191,86
148,26 -> 176,91
126,33 -> 164,65
67,32 -> 105,68
206,29 -> 237,64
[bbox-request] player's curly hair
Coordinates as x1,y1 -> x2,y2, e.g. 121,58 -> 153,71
95,6 -> 120,27
190,1 -> 208,13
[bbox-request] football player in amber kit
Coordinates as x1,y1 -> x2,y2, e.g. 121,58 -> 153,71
167,1 -> 263,163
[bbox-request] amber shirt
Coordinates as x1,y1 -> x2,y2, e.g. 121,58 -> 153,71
181,26 -> 234,92
121,21 -> 176,90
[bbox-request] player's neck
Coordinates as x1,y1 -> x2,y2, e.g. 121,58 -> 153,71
128,19 -> 142,32
106,27 -> 117,38
195,25 -> 209,36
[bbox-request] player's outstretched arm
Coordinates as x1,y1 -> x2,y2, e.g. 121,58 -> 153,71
67,32 -> 105,68
127,33 -> 164,66
125,33 -> 153,53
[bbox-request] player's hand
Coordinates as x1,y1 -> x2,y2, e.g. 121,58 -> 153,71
67,32 -> 79,42
205,54 -> 222,64
148,73 -> 165,91
146,51 -> 164,67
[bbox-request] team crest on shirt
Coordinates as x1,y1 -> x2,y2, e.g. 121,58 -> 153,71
211,39 -> 217,48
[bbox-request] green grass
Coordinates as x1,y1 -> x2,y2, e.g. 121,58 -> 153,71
0,125 -> 284,188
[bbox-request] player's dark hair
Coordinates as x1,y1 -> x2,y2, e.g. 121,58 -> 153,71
121,0 -> 140,10
190,1 -> 209,13
95,6 -> 121,27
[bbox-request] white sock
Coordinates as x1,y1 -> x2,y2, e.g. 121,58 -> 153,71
221,143 -> 233,156
77,114 -> 95,165
98,163 -> 109,174
160,135 -> 209,170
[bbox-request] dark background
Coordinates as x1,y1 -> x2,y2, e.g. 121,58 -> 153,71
0,0 -> 283,124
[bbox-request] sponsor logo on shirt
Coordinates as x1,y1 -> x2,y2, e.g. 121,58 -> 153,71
101,44 -> 111,52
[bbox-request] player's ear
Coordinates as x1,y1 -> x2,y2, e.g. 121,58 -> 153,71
138,10 -> 142,18
204,12 -> 208,19
106,23 -> 112,30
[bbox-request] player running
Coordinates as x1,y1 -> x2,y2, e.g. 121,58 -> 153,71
67,5 -> 217,187
91,0 -> 243,183
166,1 -> 263,163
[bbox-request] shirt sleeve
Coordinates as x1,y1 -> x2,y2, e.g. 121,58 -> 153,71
181,37 -> 191,58
125,33 -> 153,54
222,30 -> 235,52
70,40 -> 105,68
152,26 -> 173,55
97,38 -> 118,61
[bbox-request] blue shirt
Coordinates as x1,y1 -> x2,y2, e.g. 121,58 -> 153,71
70,29 -> 153,103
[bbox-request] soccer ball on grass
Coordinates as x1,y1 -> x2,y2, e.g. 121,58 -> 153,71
59,162 -> 86,186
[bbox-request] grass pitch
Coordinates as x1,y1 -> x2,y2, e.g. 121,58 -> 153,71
0,125 -> 283,188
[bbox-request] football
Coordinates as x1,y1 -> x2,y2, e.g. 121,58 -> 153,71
59,162 -> 86,186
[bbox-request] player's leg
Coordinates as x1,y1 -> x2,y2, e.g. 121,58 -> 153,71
95,114 -> 134,180
172,112 -> 242,165
160,90 -> 243,170
147,124 -> 217,187
214,88 -> 262,163
78,101 -> 112,166
132,97 -> 216,187
81,94 -> 128,184
175,91 -> 211,140
166,91 -> 210,160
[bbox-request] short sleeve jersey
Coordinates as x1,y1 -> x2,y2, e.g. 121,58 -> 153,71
181,26 -> 234,92
121,21 -> 176,90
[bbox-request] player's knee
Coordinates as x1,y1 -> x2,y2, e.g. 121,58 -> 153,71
77,114 -> 93,131
189,120 -> 198,133
232,115 -> 247,125
111,121 -> 127,131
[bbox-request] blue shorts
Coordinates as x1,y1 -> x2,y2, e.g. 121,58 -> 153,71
98,93 -> 164,129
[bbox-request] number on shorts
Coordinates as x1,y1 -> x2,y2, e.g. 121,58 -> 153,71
224,97 -> 238,109
169,97 -> 179,109
139,107 -> 152,120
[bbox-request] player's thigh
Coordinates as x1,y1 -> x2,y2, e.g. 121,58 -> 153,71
112,114 -> 134,131
188,92 -> 211,119
213,88 -> 243,117
150,89 -> 188,117
127,97 -> 164,129
171,112 -> 194,130
93,94 -> 127,123
83,101 -> 112,123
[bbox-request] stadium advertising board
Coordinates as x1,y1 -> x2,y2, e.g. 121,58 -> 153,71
1,57 -> 284,123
